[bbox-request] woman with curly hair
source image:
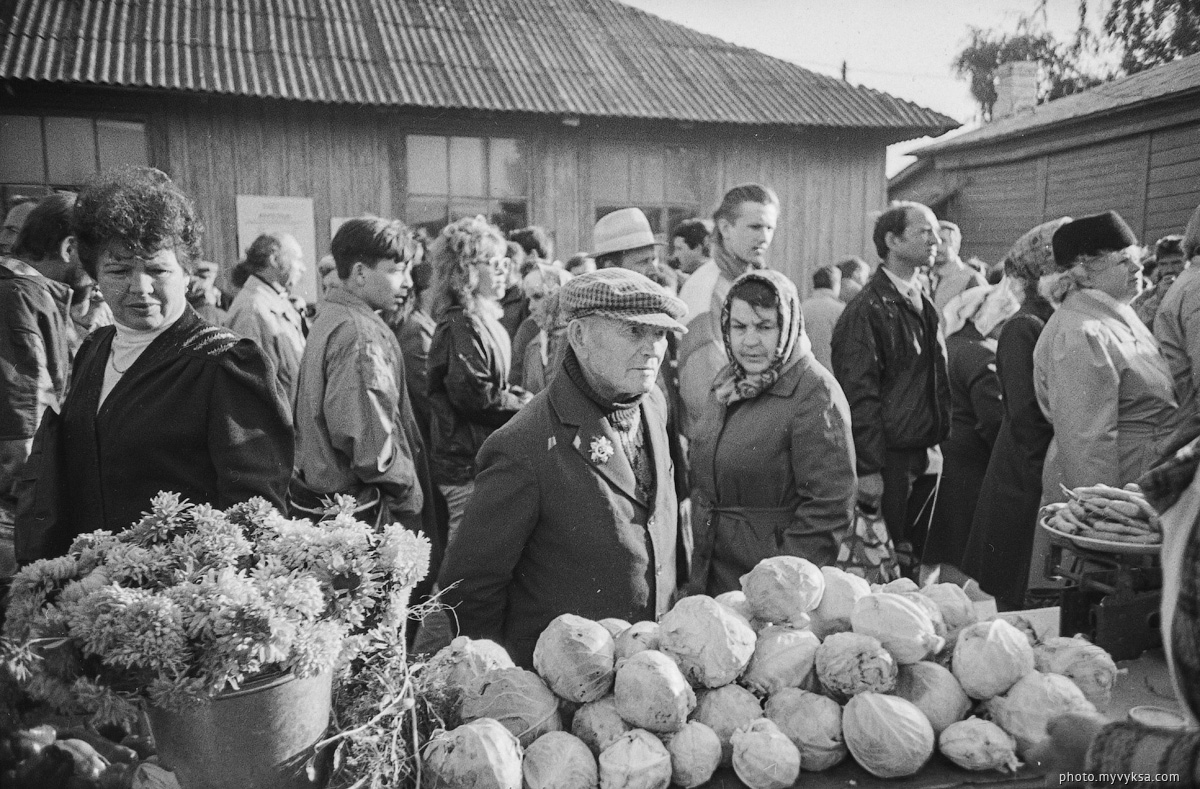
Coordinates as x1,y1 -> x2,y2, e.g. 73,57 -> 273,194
15,167 -> 293,562
427,216 -> 531,544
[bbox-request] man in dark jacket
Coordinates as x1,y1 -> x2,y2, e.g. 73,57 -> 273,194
831,202 -> 951,562
439,268 -> 693,667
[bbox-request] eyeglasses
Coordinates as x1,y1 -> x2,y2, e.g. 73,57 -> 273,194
475,256 -> 511,272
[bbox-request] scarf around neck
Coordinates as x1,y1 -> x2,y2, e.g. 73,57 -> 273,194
562,345 -> 642,431
713,269 -> 807,406
713,238 -> 762,283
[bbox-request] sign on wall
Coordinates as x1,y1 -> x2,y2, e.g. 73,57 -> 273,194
235,195 -> 318,303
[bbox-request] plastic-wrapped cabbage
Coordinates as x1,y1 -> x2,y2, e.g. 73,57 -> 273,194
952,619 -> 1035,700
657,595 -> 756,688
764,688 -> 847,771
939,717 -> 1021,773
461,668 -> 563,747
423,636 -> 515,709
533,614 -> 617,703
614,621 -> 660,661
522,731 -> 598,789
714,590 -> 755,624
731,718 -> 801,789
900,591 -> 948,639
880,578 -> 920,594
423,718 -> 523,789
815,631 -> 898,700
598,729 -> 671,789
660,721 -> 721,789
740,626 -> 820,697
851,593 -> 945,663
985,671 -> 1097,755
893,661 -> 971,734
922,583 -> 978,638
809,566 -> 871,638
599,618 -> 631,639
614,650 -> 695,732
843,693 -> 935,778
573,695 -> 633,756
1034,635 -> 1119,707
691,684 -> 763,765
740,556 -> 826,624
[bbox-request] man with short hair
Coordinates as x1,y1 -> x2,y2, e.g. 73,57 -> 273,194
0,194 -> 78,574
670,218 -> 713,276
0,200 -> 37,256
225,232 -> 308,400
439,268 -> 692,666
831,202 -> 951,566
800,264 -> 844,371
837,256 -> 871,304
930,220 -> 987,314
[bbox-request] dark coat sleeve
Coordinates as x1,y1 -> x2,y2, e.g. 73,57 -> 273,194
965,345 -> 1004,448
831,303 -> 886,476
437,435 -> 540,642
996,317 -> 1051,450
441,317 -> 526,427
208,339 -> 294,513
0,282 -> 48,439
398,319 -> 433,428
786,369 -> 858,546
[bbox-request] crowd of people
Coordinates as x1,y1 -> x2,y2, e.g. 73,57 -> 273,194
3,164 -> 1200,779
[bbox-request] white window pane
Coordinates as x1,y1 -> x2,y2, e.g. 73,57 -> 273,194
45,117 -> 96,185
449,137 -> 485,197
0,116 -> 45,183
97,120 -> 148,172
407,135 -> 448,195
489,138 -> 527,197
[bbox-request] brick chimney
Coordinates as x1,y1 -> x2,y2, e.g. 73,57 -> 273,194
993,61 -> 1038,120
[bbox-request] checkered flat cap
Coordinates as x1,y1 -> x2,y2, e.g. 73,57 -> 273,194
560,267 -> 689,332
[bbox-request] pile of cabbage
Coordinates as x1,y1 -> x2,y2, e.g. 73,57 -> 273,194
419,557 -> 1117,788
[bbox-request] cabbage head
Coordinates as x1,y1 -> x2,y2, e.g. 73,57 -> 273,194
657,595 -> 755,687
814,631 -> 897,701
851,593 -> 945,663
952,619 -> 1035,699
741,556 -> 826,624
714,590 -> 755,624
423,718 -> 523,789
572,695 -> 633,756
764,687 -> 846,771
731,718 -> 801,789
922,583 -> 979,638
740,625 -> 820,697
522,731 -> 598,789
598,729 -> 672,789
893,661 -> 971,734
809,566 -> 871,638
423,636 -> 515,710
1034,635 -> 1119,707
614,621 -> 660,662
691,684 -> 763,765
461,668 -> 563,747
660,721 -> 721,789
533,614 -> 616,703
614,650 -> 695,733
598,618 -> 631,639
939,717 -> 1021,773
879,578 -> 920,594
843,693 -> 935,778
985,671 -> 1097,756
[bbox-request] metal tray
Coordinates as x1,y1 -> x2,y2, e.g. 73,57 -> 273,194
1040,515 -> 1161,556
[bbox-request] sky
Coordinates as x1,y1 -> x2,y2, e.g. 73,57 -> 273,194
617,0 -> 1100,173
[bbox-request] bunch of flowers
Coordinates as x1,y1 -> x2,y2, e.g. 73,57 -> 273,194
1,492 -> 430,725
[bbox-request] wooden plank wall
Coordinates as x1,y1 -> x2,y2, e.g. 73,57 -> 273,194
947,159 -> 1042,265
1043,135 -> 1148,234
1145,121 -> 1200,242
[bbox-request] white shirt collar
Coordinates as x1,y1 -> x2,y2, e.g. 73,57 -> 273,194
882,266 -> 924,310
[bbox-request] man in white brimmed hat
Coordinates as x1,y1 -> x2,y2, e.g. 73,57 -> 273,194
592,207 -> 666,280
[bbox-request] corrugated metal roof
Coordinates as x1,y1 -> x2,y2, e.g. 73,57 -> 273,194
0,0 -> 955,133
916,52 -> 1200,155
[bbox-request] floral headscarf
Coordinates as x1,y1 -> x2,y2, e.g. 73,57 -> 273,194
713,269 -> 808,405
1002,217 -> 1072,282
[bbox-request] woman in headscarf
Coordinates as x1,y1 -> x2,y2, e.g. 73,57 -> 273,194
689,269 -> 856,595
15,167 -> 292,562
1035,211 -> 1177,505
921,282 -> 1019,571
962,218 -> 1069,608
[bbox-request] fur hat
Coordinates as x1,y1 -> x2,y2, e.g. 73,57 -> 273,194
1051,211 -> 1139,270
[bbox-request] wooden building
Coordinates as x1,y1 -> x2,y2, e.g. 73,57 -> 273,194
1,0 -> 954,300
891,54 -> 1200,264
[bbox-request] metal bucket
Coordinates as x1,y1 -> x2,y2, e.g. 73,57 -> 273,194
147,669 -> 332,789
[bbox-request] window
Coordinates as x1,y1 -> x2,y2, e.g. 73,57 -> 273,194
405,135 -> 529,238
593,143 -> 704,237
0,115 -> 150,207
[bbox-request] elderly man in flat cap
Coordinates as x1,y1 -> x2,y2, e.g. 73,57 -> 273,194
439,268 -> 692,667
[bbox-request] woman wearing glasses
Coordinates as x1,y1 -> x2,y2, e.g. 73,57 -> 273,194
428,216 -> 532,544
1034,211 -> 1177,506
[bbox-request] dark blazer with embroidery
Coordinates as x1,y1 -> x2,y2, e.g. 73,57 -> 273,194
15,307 -> 293,561
437,366 -> 691,667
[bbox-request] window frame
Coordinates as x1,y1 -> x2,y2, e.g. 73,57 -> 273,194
0,113 -> 150,191
404,134 -> 531,236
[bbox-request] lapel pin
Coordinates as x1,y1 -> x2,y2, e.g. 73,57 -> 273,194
589,436 -> 615,464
